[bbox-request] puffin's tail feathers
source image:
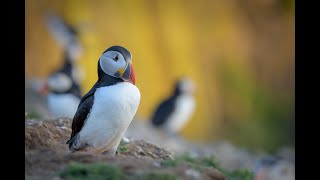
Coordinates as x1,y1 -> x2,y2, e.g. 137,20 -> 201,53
66,135 -> 76,150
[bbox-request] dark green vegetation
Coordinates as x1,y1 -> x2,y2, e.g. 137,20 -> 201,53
133,172 -> 177,180
117,139 -> 129,153
25,111 -> 41,119
217,61 -> 294,153
161,153 -> 254,180
224,169 -> 254,180
59,162 -> 177,180
59,153 -> 253,180
59,162 -> 126,180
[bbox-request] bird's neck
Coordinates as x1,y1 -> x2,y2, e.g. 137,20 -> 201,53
58,56 -> 74,77
173,88 -> 182,97
97,74 -> 123,87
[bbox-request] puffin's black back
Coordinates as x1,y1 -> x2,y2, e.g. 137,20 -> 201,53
151,81 -> 183,126
49,53 -> 82,98
45,13 -> 83,98
58,53 -> 73,76
151,96 -> 177,126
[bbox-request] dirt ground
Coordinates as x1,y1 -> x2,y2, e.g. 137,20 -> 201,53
25,115 -> 295,180
25,117 -> 227,180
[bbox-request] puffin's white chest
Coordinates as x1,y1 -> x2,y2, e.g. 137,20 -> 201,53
79,82 -> 140,148
165,94 -> 195,132
47,93 -> 80,118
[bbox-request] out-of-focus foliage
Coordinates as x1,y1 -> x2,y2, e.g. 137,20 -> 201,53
161,153 -> 254,180
59,162 -> 126,180
25,0 -> 294,152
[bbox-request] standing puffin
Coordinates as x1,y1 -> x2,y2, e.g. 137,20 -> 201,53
40,13 -> 84,118
66,46 -> 140,156
44,12 -> 84,83
151,78 -> 195,134
41,65 -> 82,118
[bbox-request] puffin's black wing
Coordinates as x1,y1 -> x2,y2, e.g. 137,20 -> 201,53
151,97 -> 177,126
70,82 -> 82,98
66,86 -> 96,146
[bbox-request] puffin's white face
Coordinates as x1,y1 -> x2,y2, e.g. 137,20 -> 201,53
99,49 -> 136,84
47,73 -> 72,92
99,50 -> 128,78
179,78 -> 196,94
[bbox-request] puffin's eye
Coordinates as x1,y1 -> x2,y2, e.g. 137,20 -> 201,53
114,54 -> 119,61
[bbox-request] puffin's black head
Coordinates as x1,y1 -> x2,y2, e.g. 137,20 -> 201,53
174,78 -> 196,95
98,45 -> 136,84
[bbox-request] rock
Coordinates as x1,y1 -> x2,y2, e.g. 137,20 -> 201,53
25,119 -> 71,152
119,140 -> 174,160
25,116 -> 296,180
25,118 -> 227,180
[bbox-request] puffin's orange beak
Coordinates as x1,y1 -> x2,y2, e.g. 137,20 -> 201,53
122,62 -> 136,85
39,83 -> 49,96
129,63 -> 136,85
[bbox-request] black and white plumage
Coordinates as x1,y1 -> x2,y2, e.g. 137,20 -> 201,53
40,13 -> 85,118
44,13 -> 84,83
151,78 -> 195,134
66,46 -> 140,156
43,63 -> 82,118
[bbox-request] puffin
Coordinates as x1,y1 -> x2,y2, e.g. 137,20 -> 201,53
39,13 -> 84,118
40,64 -> 82,118
151,78 -> 195,134
44,12 -> 84,83
66,45 -> 140,156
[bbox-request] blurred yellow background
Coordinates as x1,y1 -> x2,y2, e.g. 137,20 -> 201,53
25,0 -> 294,152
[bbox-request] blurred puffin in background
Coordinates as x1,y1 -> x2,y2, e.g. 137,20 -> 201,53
44,12 -> 85,84
41,69 -> 82,118
67,46 -> 140,156
40,13 -> 84,118
151,78 -> 196,134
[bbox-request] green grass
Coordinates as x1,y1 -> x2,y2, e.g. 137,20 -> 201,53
161,153 -> 254,180
58,154 -> 253,180
117,139 -> 129,153
161,158 -> 178,167
59,162 -> 178,180
133,172 -> 177,180
25,111 -> 41,119
199,156 -> 220,168
224,168 -> 254,180
117,145 -> 128,153
59,162 -> 126,180
161,153 -> 220,169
